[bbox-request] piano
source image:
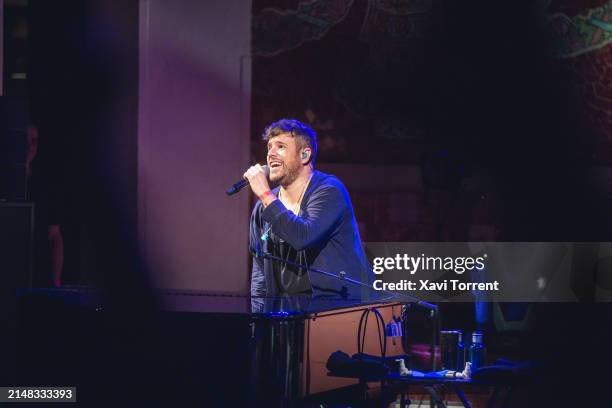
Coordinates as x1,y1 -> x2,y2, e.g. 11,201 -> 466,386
14,284 -> 437,406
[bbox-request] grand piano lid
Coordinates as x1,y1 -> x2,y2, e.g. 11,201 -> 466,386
15,282 -> 433,317
249,291 -> 402,317
157,282 -> 404,316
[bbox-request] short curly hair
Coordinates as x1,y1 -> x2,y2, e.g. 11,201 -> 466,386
262,119 -> 318,165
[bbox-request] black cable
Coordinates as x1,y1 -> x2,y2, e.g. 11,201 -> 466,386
356,307 -> 388,363
371,307 -> 387,359
357,309 -> 363,355
359,309 -> 370,356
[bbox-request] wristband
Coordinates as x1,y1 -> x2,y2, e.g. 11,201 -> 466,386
261,190 -> 275,200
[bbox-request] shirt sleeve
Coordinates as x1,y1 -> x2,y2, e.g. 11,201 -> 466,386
261,184 -> 347,251
249,203 -> 266,296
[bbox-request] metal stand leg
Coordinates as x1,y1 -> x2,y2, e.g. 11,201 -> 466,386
487,386 -> 500,408
399,387 -> 411,408
424,385 -> 447,408
453,384 -> 473,408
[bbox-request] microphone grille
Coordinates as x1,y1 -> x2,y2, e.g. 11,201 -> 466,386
262,165 -> 270,178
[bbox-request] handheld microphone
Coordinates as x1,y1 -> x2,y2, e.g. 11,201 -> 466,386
226,165 -> 270,195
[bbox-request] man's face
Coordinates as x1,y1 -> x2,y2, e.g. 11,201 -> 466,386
267,133 -> 303,186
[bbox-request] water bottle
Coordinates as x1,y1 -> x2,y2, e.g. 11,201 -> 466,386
457,331 -> 465,370
469,331 -> 486,370
440,330 -> 460,370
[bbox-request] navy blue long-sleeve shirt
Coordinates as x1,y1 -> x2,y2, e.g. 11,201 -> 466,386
249,170 -> 373,296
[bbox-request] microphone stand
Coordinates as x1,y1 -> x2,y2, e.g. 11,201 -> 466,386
254,249 -> 437,312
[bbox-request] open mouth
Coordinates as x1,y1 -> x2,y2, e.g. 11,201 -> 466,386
269,161 -> 282,169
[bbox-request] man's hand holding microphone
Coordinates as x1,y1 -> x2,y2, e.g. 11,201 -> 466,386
243,164 -> 277,207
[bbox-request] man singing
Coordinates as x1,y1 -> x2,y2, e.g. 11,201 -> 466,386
244,119 -> 372,296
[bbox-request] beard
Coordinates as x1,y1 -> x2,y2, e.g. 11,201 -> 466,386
270,158 -> 301,187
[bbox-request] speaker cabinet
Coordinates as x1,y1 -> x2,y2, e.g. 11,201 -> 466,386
0,202 -> 34,288
0,97 -> 28,200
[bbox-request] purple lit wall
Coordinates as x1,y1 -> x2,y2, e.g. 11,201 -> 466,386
138,0 -> 251,292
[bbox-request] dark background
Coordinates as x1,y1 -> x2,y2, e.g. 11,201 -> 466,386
4,0 -> 139,285
251,0 -> 612,243
2,0 -> 612,405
